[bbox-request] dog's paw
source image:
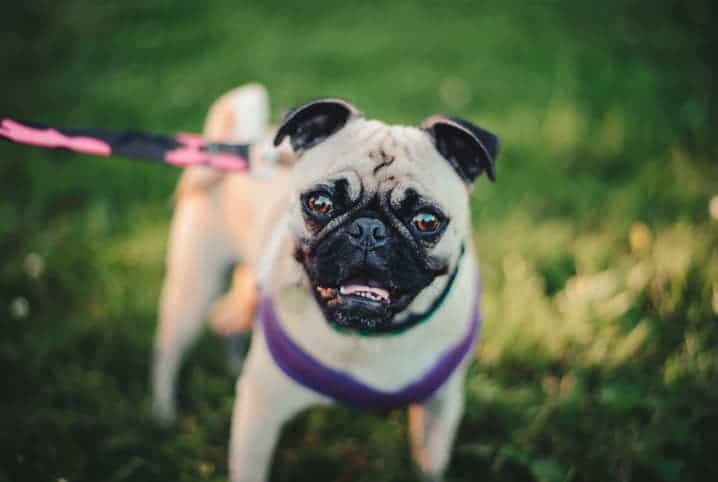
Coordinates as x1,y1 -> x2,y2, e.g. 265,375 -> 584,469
151,396 -> 177,426
418,472 -> 444,482
209,267 -> 258,336
223,332 -> 251,374
210,294 -> 254,336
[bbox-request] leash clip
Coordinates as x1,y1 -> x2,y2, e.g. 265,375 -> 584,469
256,145 -> 279,179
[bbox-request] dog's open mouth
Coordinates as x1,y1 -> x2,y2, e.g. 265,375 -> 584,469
314,280 -> 392,331
308,264 -> 429,331
312,275 -> 399,331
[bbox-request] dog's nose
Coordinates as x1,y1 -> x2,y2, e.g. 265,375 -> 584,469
348,217 -> 388,249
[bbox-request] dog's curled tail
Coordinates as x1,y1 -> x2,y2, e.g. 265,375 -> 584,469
176,83 -> 270,198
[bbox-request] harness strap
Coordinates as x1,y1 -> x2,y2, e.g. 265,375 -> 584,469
259,277 -> 481,411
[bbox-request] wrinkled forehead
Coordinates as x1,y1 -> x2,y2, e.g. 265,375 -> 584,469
291,118 -> 466,206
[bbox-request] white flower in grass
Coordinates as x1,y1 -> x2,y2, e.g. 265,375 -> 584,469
24,252 -> 45,279
10,297 -> 29,319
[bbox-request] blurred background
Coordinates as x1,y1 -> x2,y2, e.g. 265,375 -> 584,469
1,1 -> 716,481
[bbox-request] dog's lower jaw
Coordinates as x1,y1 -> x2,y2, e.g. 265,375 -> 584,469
307,268 -> 434,333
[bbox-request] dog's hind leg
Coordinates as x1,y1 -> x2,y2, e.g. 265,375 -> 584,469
152,83 -> 270,423
409,368 -> 467,482
152,190 -> 236,423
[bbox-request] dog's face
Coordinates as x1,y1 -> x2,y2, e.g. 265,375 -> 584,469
274,99 -> 498,333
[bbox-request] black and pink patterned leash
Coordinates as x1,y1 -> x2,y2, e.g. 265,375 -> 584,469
0,118 -> 250,171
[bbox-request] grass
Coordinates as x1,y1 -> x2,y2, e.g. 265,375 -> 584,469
1,1 -> 717,481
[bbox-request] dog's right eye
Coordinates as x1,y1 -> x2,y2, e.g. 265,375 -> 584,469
305,192 -> 334,216
413,211 -> 440,232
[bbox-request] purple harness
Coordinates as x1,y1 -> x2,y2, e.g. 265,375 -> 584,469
259,278 -> 481,411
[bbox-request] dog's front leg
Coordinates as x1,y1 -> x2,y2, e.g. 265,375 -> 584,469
409,368 -> 467,482
229,338 -> 319,482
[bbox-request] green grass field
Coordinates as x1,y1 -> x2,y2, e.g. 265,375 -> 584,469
1,1 -> 717,481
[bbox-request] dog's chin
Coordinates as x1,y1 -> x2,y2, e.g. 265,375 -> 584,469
313,283 -> 416,332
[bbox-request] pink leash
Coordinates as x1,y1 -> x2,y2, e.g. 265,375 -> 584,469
0,117 -> 250,171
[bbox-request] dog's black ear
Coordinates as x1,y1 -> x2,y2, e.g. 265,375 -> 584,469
421,115 -> 499,183
273,98 -> 362,152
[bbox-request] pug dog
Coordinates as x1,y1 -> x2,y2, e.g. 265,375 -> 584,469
151,84 -> 498,482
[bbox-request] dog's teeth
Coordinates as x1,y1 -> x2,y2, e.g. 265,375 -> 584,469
341,289 -> 385,302
339,284 -> 390,302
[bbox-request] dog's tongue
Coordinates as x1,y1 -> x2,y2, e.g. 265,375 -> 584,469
339,284 -> 390,301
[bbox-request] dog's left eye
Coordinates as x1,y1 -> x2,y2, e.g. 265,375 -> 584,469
412,211 -> 441,233
306,192 -> 334,216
